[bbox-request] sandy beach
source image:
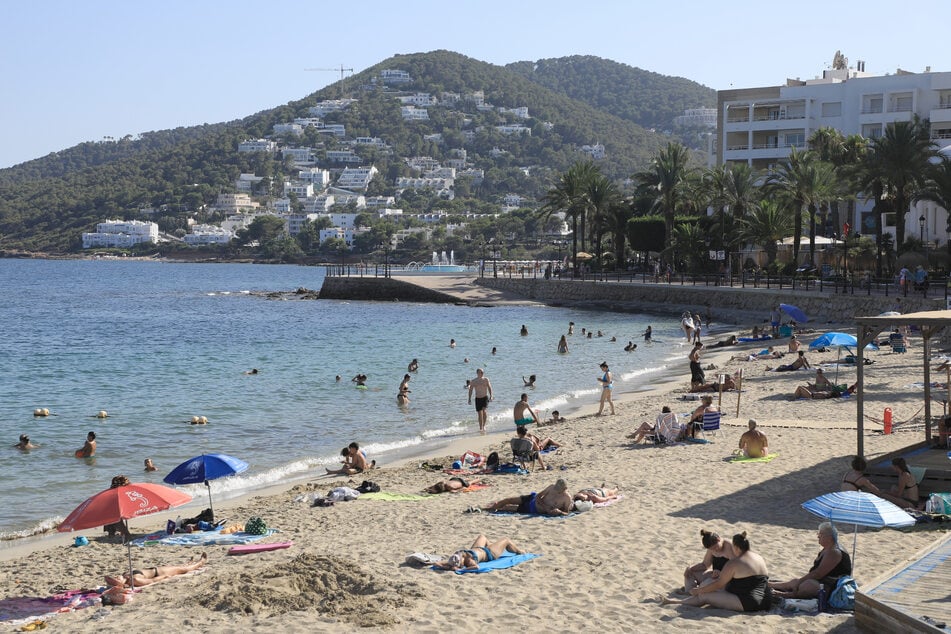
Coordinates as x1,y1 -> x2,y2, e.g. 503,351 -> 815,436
2,330 -> 948,633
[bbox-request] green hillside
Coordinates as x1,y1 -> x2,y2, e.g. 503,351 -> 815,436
0,50 -> 699,253
506,55 -> 716,131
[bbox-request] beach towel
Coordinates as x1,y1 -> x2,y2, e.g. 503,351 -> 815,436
488,510 -> 577,520
131,527 -> 277,547
460,483 -> 492,492
0,589 -> 102,628
359,492 -> 432,502
593,494 -> 625,508
730,453 -> 779,464
684,437 -> 712,444
433,552 -> 541,574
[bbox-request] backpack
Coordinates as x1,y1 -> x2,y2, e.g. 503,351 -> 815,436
357,480 -> 380,494
245,516 -> 268,535
828,575 -> 856,610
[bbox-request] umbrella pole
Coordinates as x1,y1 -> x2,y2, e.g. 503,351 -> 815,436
852,524 -> 858,571
205,480 -> 215,522
125,520 -> 134,589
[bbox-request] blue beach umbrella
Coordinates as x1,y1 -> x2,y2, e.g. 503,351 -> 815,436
809,331 -> 857,349
164,453 -> 249,519
779,303 -> 809,323
802,491 -> 915,568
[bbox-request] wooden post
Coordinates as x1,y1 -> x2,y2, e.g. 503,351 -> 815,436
735,369 -> 743,418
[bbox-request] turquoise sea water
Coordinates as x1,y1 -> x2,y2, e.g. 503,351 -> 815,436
0,259 -> 693,538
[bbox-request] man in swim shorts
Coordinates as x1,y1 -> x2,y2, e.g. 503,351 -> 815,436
468,368 -> 493,433
513,393 -> 539,428
482,479 -> 573,516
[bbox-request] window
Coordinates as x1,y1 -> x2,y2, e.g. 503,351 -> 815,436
821,102 -> 842,117
862,123 -> 883,139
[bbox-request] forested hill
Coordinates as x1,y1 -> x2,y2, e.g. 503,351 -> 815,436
506,55 -> 716,131
0,50 -> 706,253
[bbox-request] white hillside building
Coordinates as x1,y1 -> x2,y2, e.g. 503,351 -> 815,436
336,166 -> 379,191
82,220 -> 158,249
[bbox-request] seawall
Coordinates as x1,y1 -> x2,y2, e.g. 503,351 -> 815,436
474,278 -> 945,324
319,276 -> 461,304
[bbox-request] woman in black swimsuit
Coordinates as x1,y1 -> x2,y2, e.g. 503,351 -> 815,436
105,552 -> 208,588
840,456 -> 881,494
663,531 -> 771,612
683,529 -> 735,591
770,522 -> 852,599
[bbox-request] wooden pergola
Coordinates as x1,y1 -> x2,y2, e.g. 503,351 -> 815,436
854,309 -> 951,457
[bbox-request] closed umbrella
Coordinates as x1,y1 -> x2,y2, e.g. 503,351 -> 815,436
58,482 -> 192,585
164,453 -> 249,520
780,303 -> 809,323
801,491 -> 915,570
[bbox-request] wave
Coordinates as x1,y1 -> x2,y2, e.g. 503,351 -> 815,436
0,515 -> 63,541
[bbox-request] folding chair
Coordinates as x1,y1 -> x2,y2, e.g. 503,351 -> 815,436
695,410 -> 721,439
510,437 -> 540,471
647,412 -> 682,444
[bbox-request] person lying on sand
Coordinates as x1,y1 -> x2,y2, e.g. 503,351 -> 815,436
481,478 -> 573,516
424,477 -> 481,494
433,534 -> 523,571
734,346 -> 783,362
573,486 -> 620,503
105,552 -> 207,588
767,351 -> 810,372
792,383 -> 855,400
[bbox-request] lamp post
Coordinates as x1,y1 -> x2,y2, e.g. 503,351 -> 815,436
920,214 -> 926,248
379,239 -> 389,278
480,240 -> 486,278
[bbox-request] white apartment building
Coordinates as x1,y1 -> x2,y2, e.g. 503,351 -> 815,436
336,166 -> 379,191
405,156 -> 440,172
496,124 -> 531,136
365,195 -> 397,208
352,137 -> 387,148
221,212 -> 267,234
399,93 -> 435,107
280,213 -> 320,236
184,224 -> 234,245
293,117 -> 324,128
498,106 -> 530,119
304,195 -> 335,213
318,124 -> 346,137
238,139 -> 277,153
282,147 -> 316,165
719,63 -> 951,247
380,69 -> 412,84
213,193 -> 259,214
401,106 -> 430,121
307,99 -> 357,117
283,182 -> 314,198
273,123 -> 304,136
298,168 -> 331,189
424,167 -> 456,180
82,220 -> 159,249
235,173 -> 264,193
326,212 -> 359,229
458,168 -> 484,185
580,143 -> 606,160
273,198 -> 292,213
325,150 -> 362,164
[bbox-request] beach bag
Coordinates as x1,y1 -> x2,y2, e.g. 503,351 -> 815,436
485,451 -> 499,469
926,492 -> 951,514
357,480 -> 380,493
828,576 -> 856,610
245,516 -> 268,535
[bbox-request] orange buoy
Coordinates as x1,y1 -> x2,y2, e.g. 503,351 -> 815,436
884,408 -> 893,434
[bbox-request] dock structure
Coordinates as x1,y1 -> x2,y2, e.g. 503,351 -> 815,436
856,532 -> 951,633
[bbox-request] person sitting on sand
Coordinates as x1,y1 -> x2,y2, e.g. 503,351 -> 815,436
750,326 -> 762,338
788,335 -> 801,354
683,529 -> 736,592
513,393 -> 540,427
841,455 -> 881,493
770,522 -> 851,599
105,475 -> 132,540
768,350 -> 810,372
573,486 -> 620,504
433,534 -> 524,571
522,374 -> 537,388
425,477 -> 480,494
13,434 -> 38,450
810,368 -> 832,390
879,457 -> 920,509
482,478 -> 573,516
689,373 -> 738,393
510,426 -> 546,471
106,552 -> 208,589
737,419 -> 768,458
144,458 -> 157,472
326,444 -> 369,475
525,429 -> 560,451
662,531 -> 772,612
540,410 -> 565,426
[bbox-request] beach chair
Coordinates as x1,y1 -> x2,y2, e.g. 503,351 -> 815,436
695,410 -> 722,439
510,437 -> 540,471
889,332 -> 907,353
647,412 -> 682,444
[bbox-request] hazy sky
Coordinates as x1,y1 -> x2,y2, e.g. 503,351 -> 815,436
2,0 -> 946,168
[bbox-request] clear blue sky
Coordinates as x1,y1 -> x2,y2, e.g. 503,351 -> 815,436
2,0 -> 947,168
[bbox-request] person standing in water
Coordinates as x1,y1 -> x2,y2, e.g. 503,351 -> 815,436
557,335 -> 569,354
397,374 -> 412,406
77,431 -> 96,457
643,326 -> 652,342
468,368 -> 494,433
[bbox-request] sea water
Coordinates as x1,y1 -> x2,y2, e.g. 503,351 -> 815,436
0,259 -> 696,538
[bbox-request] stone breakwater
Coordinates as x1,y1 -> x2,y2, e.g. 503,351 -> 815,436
475,277 -> 944,324
319,276 -> 460,303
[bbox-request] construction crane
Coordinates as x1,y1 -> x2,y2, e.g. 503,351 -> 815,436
304,65 -> 354,81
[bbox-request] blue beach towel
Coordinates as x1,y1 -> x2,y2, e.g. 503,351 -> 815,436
433,552 -> 541,574
488,510 -> 578,520
131,527 -> 277,547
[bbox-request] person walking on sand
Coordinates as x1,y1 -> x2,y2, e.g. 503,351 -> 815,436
738,419 -> 769,458
468,368 -> 494,433
689,342 -> 705,386
597,362 -> 615,415
513,393 -> 540,427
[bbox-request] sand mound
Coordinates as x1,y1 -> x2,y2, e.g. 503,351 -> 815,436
189,553 -> 419,626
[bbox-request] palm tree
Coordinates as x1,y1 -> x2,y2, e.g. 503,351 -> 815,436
863,119 -> 937,249
584,174 -> 621,271
917,155 -> 951,254
738,200 -> 794,266
668,222 -> 706,273
540,161 -> 598,274
634,142 -> 692,250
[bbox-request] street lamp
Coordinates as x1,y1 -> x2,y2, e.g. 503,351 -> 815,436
379,239 -> 389,278
919,214 -> 926,247
480,241 -> 486,278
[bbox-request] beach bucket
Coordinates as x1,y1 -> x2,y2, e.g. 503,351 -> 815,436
883,408 -> 893,434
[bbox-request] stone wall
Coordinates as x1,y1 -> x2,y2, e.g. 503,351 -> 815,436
320,276 -> 459,304
475,278 -> 945,324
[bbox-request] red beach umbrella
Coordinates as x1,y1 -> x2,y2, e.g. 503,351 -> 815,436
58,482 -> 192,586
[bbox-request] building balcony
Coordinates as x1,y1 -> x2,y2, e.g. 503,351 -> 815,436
931,107 -> 951,124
